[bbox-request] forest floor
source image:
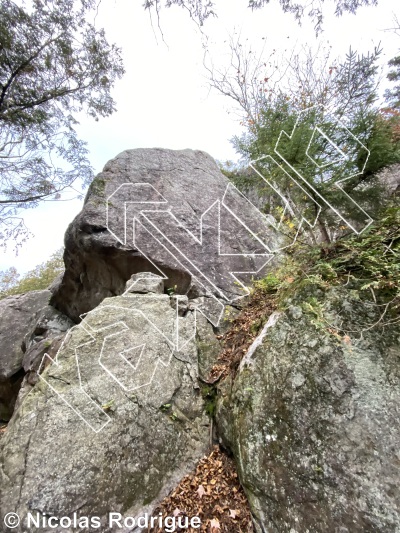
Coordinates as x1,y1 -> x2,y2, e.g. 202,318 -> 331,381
149,445 -> 254,533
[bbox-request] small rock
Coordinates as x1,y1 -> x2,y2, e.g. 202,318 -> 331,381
292,372 -> 306,389
124,272 -> 164,294
169,295 -> 189,316
288,305 -> 303,320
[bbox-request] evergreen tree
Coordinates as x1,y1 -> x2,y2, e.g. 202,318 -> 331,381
230,47 -> 400,243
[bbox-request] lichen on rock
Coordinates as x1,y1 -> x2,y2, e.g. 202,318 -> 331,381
216,285 -> 400,532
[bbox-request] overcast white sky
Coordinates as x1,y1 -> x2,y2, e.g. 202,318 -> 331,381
1,0 -> 399,273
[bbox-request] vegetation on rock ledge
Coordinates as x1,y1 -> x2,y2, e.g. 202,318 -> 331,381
257,202 -> 400,323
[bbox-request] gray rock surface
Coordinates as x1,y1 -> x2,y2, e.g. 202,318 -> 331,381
196,313 -> 223,381
0,290 -> 51,381
50,148 -> 281,325
0,291 -> 51,421
217,286 -> 400,533
0,290 -> 74,421
378,163 -> 400,195
124,272 -> 164,294
0,290 -> 211,532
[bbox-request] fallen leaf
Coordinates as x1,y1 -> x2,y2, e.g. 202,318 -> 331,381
210,517 -> 220,531
197,485 -> 206,499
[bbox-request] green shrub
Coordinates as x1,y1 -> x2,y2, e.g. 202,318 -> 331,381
256,203 -> 400,325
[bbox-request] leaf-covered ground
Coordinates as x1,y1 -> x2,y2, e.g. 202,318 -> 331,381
150,446 -> 253,533
208,289 -> 276,382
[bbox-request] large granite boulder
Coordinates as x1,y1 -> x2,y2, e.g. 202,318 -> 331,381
50,148 -> 281,325
0,286 -> 212,532
216,286 -> 400,532
0,291 -> 72,421
0,291 -> 51,382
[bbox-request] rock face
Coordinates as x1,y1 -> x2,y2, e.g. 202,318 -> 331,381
51,148 -> 281,325
3,149 -> 397,533
0,291 -> 51,382
0,285 -> 212,532
216,287 -> 400,532
0,291 -> 72,421
378,163 -> 400,195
